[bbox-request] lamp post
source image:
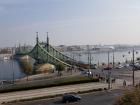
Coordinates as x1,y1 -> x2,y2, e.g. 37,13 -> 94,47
108,51 -> 111,89
107,49 -> 115,89
70,49 -> 74,74
132,49 -> 135,86
72,52 -> 76,72
12,59 -> 15,84
113,51 -> 115,68
78,53 -> 81,62
78,53 -> 82,70
87,45 -> 90,72
129,49 -> 138,86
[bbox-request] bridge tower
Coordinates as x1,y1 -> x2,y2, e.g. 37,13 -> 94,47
36,32 -> 39,44
46,32 -> 49,52
36,32 -> 39,64
47,32 -> 49,46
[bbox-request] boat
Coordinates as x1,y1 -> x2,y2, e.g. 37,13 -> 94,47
3,56 -> 10,60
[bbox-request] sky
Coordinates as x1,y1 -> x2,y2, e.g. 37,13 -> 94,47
1,0 -> 140,47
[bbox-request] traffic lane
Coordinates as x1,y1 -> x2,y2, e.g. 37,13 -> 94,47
5,89 -> 123,105
93,67 -> 133,77
81,68 -> 133,82
70,89 -> 123,105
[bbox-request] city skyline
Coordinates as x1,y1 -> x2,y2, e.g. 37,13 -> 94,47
1,0 -> 140,47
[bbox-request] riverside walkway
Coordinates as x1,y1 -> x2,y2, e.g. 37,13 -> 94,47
0,79 -> 131,104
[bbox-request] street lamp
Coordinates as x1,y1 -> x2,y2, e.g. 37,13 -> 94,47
112,51 -> 115,68
87,45 -> 91,72
78,53 -> 82,70
107,51 -> 111,89
107,48 -> 115,89
129,49 -> 138,86
12,59 -> 15,84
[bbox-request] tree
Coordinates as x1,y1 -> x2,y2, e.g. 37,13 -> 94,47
56,63 -> 65,76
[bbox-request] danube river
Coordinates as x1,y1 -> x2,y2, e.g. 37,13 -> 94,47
0,59 -> 25,80
65,50 -> 140,64
1,49 -> 140,80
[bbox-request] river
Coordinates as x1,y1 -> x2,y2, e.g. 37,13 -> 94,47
0,59 -> 25,80
64,50 -> 140,64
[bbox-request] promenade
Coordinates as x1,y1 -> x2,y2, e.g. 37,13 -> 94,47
0,78 -> 130,104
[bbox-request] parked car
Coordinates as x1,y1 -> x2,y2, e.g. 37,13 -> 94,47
134,64 -> 140,70
81,71 -> 92,76
115,65 -> 124,69
62,93 -> 81,103
129,63 -> 140,70
124,64 -> 129,68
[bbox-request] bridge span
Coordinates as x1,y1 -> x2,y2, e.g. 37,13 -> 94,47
16,34 -> 87,68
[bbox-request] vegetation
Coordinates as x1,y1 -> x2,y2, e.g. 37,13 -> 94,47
114,88 -> 140,105
0,76 -> 99,93
18,59 -> 33,75
55,63 -> 65,75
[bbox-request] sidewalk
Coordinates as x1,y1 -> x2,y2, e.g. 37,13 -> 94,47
112,79 -> 131,88
0,82 -> 108,104
0,79 -> 129,104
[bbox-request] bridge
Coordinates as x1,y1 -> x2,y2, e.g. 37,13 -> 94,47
16,33 -> 83,68
29,34 -> 74,67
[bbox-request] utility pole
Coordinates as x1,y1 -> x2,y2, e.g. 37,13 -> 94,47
87,45 -> 91,72
132,49 -> 135,86
113,51 -> 115,68
78,53 -> 81,70
12,71 -> 15,84
108,51 -> 111,89
12,61 -> 14,84
70,48 -> 73,74
72,52 -> 74,70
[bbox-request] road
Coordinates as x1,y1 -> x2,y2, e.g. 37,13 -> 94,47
92,67 -> 140,84
5,89 -> 124,105
0,83 -> 108,104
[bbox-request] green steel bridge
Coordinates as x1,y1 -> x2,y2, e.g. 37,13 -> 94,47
16,34 -> 82,68
29,35 -> 74,67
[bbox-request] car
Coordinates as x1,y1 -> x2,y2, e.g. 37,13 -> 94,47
115,65 -> 124,69
124,64 -> 129,68
134,64 -> 140,70
81,71 -> 92,75
62,93 -> 81,103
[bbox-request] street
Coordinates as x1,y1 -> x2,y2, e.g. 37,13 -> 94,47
0,82 -> 108,104
5,89 -> 123,105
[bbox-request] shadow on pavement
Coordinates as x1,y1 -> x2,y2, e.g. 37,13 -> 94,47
53,100 -> 63,104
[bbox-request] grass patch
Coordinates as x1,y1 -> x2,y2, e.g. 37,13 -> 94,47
0,76 -> 99,93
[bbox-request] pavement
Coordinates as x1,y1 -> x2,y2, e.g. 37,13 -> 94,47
0,82 -> 107,104
5,89 -> 124,105
0,78 -> 130,104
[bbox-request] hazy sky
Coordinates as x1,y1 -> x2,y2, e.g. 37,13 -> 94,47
1,0 -> 140,47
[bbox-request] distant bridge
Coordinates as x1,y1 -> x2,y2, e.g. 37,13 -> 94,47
16,33 -> 83,67
29,35 -> 73,67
